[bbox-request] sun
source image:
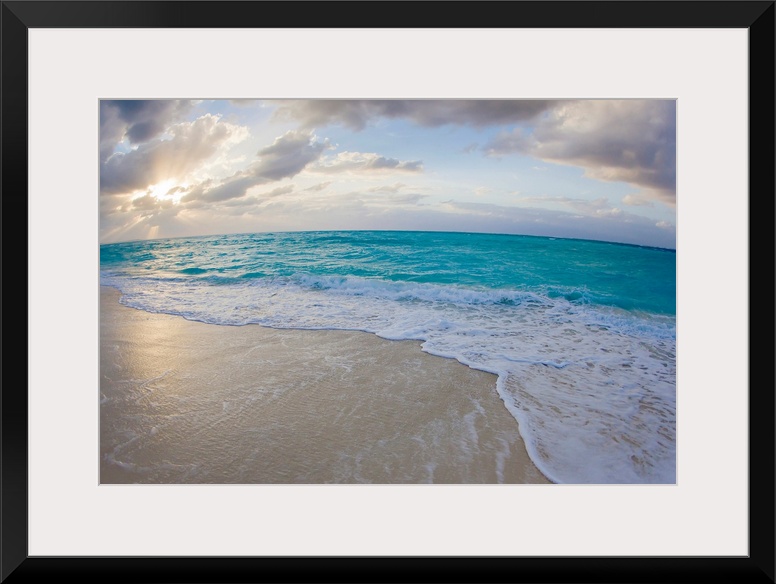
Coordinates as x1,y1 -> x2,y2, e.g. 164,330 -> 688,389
147,179 -> 183,202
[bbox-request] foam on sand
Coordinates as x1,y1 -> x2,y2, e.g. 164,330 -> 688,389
100,286 -> 550,484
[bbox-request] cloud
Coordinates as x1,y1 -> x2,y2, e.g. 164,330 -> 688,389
312,152 -> 422,174
166,185 -> 188,196
100,114 -> 239,196
259,184 -> 295,198
595,207 -> 623,218
182,130 -> 329,203
622,194 -> 655,207
100,100 -> 193,163
485,128 -> 532,156
304,181 -> 332,192
485,100 -> 676,205
131,194 -> 160,210
274,99 -> 676,205
304,187 -> 428,209
253,130 -> 330,180
271,99 -> 561,130
383,192 -> 428,205
367,183 -> 407,194
101,189 -> 673,249
186,174 -> 260,203
341,190 -> 429,207
439,201 -> 675,248
518,195 -> 611,214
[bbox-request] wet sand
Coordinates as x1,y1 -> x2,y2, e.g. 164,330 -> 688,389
100,286 -> 550,484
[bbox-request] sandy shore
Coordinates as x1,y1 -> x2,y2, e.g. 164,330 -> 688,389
100,286 -> 550,484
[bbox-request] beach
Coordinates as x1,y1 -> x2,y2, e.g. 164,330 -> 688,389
100,286 -> 551,484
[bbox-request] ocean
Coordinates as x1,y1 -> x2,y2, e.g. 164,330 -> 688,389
100,230 -> 676,484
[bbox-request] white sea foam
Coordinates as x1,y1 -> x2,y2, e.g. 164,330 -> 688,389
101,272 -> 676,484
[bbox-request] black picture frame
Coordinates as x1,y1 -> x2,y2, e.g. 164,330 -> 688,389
3,2 -> 773,582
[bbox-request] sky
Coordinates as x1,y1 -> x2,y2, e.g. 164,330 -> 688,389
99,99 -> 676,248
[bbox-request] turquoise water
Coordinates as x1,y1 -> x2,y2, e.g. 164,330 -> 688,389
101,230 -> 676,483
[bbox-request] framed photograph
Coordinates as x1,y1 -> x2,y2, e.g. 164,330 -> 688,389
6,1 -> 773,582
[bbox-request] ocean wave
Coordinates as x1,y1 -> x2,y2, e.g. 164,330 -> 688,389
99,231 -> 676,484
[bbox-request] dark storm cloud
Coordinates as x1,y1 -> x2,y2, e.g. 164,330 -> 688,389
271,99 -> 563,130
100,99 -> 193,162
182,130 -> 328,203
485,100 -> 676,204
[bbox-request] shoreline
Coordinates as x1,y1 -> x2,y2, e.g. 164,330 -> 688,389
100,285 -> 551,484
